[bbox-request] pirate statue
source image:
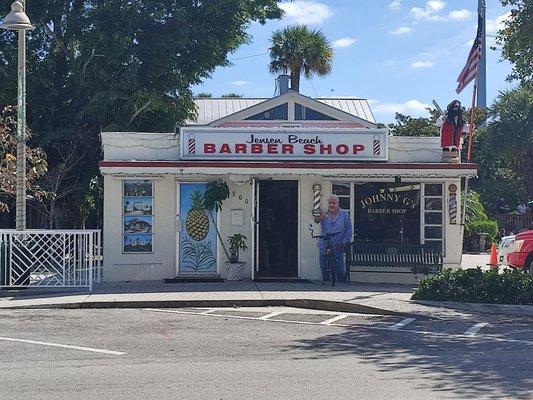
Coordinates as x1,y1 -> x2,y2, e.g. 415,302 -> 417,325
436,100 -> 468,162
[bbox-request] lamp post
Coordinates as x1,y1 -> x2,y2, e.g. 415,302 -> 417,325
1,1 -> 34,230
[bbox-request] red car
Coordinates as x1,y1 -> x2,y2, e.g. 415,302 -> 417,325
507,230 -> 533,275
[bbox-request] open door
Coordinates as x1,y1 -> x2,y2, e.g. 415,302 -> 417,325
255,180 -> 299,278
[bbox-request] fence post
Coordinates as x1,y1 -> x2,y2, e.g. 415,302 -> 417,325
89,232 -> 93,292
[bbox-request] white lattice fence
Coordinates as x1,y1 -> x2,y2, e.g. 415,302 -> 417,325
0,230 -> 101,291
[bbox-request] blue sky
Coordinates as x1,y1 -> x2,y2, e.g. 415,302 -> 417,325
192,0 -> 515,123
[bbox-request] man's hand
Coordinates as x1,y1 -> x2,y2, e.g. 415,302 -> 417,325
314,211 -> 326,223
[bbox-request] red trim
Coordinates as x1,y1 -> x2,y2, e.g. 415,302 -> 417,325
100,160 -> 478,170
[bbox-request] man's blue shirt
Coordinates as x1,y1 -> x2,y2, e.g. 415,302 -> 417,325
318,209 -> 352,251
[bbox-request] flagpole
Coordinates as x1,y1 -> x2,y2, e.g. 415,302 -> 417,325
466,75 -> 478,163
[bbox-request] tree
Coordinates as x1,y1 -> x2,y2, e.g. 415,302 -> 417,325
221,93 -> 243,98
0,106 -> 52,214
497,0 -> 533,83
269,25 -> 333,92
385,110 -> 440,137
472,83 -> 533,207
0,0 -> 282,227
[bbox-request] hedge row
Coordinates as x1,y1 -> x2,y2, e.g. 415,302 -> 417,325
411,268 -> 533,305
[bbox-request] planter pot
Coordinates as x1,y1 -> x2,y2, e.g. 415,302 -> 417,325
226,262 -> 246,281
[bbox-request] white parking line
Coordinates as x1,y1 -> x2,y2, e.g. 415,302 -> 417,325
387,317 -> 416,331
258,311 -> 285,320
143,309 -> 533,346
0,336 -> 125,355
198,309 -> 217,315
320,314 -> 349,325
463,322 -> 488,336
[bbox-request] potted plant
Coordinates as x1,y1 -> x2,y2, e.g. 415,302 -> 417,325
226,233 -> 247,281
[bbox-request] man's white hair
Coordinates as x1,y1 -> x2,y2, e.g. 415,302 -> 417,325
328,194 -> 339,202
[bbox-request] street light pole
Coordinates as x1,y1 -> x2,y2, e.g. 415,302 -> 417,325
16,22 -> 27,230
1,1 -> 33,230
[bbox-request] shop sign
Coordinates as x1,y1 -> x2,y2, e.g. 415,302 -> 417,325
359,191 -> 418,214
180,127 -> 388,161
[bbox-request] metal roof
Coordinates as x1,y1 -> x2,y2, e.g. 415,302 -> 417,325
187,97 -> 375,125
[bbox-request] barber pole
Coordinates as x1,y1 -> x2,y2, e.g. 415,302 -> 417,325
312,183 -> 322,216
188,134 -> 196,155
373,135 -> 381,156
448,184 -> 458,224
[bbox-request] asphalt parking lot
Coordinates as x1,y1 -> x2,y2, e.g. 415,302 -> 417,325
1,307 -> 532,399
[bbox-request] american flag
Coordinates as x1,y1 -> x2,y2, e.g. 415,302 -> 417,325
456,13 -> 483,94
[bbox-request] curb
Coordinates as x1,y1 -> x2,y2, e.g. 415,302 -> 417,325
414,300 -> 533,317
3,298 -> 404,316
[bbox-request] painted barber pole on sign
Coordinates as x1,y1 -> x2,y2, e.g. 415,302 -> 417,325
373,135 -> 381,156
180,127 -> 389,161
188,134 -> 196,155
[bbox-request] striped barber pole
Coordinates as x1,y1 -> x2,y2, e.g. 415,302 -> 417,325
448,184 -> 458,224
312,184 -> 322,216
373,135 -> 381,156
188,134 -> 196,154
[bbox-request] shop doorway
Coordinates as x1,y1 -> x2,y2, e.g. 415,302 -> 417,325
255,180 -> 299,278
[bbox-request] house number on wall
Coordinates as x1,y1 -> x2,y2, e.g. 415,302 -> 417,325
231,191 -> 249,204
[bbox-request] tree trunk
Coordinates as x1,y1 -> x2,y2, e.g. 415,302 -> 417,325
49,200 -> 55,229
524,146 -> 533,199
290,68 -> 301,92
207,210 -> 231,261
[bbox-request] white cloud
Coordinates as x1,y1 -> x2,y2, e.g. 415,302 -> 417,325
410,0 -> 446,20
411,61 -> 434,68
383,60 -> 397,67
410,1 -> 473,22
279,1 -> 333,25
388,0 -> 401,10
486,11 -> 512,33
371,99 -> 432,117
389,26 -> 412,35
448,9 -> 471,20
332,37 -> 358,48
230,80 -> 250,86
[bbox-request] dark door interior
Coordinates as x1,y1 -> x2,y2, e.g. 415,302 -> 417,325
257,180 -> 298,278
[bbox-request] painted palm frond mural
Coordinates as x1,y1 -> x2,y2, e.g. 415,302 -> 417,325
179,235 -> 216,271
179,183 -> 217,273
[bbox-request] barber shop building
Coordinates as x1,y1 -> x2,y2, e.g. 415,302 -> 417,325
100,84 -> 477,283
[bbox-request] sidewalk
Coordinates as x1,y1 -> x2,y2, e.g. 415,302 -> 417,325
3,280 -> 529,319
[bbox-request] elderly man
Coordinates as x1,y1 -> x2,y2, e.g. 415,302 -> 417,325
314,194 -> 353,283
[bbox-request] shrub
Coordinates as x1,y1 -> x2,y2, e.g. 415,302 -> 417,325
411,268 -> 533,305
462,191 -> 499,252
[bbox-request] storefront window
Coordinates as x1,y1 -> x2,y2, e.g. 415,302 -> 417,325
354,182 -> 420,244
332,182 -> 351,211
123,180 -> 154,253
423,183 -> 444,253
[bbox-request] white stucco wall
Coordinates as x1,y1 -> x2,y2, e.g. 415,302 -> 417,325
103,174 -> 177,281
102,172 -> 466,282
101,131 -> 443,164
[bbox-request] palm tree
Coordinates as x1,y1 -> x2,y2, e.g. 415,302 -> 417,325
269,25 -> 333,92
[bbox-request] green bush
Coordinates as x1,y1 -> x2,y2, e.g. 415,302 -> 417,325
467,219 -> 499,245
412,268 -> 533,305
463,190 -> 499,251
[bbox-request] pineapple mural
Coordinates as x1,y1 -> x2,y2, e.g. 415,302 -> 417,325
179,183 -> 217,273
185,189 -> 209,241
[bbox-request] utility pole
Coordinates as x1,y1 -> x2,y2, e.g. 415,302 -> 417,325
477,0 -> 487,109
